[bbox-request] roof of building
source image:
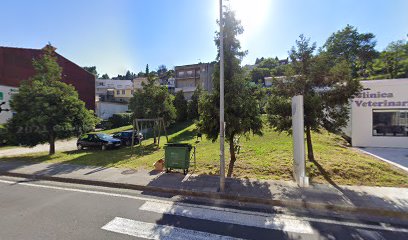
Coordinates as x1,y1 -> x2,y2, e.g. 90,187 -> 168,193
0,45 -> 95,109
174,62 -> 214,70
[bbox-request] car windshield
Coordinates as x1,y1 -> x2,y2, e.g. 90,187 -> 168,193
123,132 -> 132,137
96,133 -> 113,140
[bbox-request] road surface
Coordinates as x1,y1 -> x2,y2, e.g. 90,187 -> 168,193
0,176 -> 407,240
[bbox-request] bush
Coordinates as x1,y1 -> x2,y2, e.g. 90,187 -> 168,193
108,113 -> 133,128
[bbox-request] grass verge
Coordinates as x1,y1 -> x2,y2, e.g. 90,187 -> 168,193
1,121 -> 407,187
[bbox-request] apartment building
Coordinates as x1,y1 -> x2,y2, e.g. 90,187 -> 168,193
95,79 -> 133,119
133,77 -> 148,89
174,63 -> 214,100
95,79 -> 133,103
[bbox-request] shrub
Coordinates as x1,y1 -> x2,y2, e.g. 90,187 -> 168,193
108,113 -> 133,128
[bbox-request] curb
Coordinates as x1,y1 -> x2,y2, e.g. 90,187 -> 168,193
1,171 -> 407,220
355,148 -> 408,173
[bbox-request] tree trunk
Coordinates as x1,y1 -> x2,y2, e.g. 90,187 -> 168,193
305,125 -> 314,162
153,123 -> 157,144
227,137 -> 236,178
49,132 -> 56,155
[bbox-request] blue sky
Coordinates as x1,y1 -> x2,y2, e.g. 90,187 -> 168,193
1,0 -> 407,76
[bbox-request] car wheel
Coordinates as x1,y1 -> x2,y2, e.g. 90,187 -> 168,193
101,144 -> 107,151
77,144 -> 83,150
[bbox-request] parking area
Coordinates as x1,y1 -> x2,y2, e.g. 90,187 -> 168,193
358,147 -> 408,172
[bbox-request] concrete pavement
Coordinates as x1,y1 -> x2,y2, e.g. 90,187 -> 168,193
358,147 -> 408,172
0,160 -> 407,219
0,176 -> 407,240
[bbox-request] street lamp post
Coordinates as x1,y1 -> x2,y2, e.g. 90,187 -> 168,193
219,0 -> 226,192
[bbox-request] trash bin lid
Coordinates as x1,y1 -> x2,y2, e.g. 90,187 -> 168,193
165,143 -> 192,148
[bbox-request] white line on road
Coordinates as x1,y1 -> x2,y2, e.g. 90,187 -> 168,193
102,217 -> 243,240
1,178 -> 407,233
139,201 -> 314,234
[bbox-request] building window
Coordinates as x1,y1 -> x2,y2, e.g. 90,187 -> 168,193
117,90 -> 120,95
178,71 -> 185,77
122,90 -> 126,94
131,90 -> 134,95
373,109 -> 408,136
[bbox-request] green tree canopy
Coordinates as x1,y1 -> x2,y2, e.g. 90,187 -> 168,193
322,24 -> 378,78
266,35 -> 362,162
370,40 -> 408,79
8,45 -> 99,155
129,78 -> 176,125
173,91 -> 188,122
83,66 -> 98,78
199,8 -> 263,177
101,73 -> 110,79
187,86 -> 202,120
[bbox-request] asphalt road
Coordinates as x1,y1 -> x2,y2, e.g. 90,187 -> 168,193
0,176 -> 407,240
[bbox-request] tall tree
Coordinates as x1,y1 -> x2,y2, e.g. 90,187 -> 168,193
173,91 -> 188,122
266,35 -> 362,162
187,85 -> 202,120
7,45 -> 98,155
137,71 -> 146,77
101,73 -> 110,79
129,77 -> 176,143
371,40 -> 408,79
198,8 -> 263,177
145,64 -> 150,77
323,25 -> 378,78
83,66 -> 99,78
157,65 -> 168,78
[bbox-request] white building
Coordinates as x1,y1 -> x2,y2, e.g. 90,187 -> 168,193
348,79 -> 408,148
96,79 -> 133,101
0,85 -> 18,124
95,101 -> 129,120
95,79 -> 133,119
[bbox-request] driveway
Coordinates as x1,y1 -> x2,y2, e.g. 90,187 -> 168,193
0,138 -> 77,157
358,147 -> 408,172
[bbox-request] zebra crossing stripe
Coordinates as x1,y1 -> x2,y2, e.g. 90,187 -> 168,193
139,201 -> 314,234
102,217 -> 243,240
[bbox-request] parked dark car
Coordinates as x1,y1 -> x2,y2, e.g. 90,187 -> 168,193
77,133 -> 121,150
112,130 -> 143,146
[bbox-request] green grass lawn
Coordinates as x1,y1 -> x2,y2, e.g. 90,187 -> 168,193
1,120 -> 407,187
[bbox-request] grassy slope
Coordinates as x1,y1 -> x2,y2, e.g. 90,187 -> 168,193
1,121 -> 407,187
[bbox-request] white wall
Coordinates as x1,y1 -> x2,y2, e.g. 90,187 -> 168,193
96,101 -> 129,120
351,79 -> 408,148
0,85 -> 19,124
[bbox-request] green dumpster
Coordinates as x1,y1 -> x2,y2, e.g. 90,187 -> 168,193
164,143 -> 192,174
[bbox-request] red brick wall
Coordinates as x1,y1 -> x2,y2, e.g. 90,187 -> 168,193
0,47 -> 95,110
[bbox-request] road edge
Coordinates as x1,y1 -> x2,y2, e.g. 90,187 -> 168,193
1,171 -> 407,220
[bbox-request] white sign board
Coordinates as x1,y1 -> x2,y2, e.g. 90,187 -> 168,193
292,95 -> 309,187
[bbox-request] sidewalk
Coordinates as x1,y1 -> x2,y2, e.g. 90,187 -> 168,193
0,160 -> 407,218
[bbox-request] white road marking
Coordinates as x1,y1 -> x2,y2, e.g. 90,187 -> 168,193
102,217 -> 242,240
139,201 -> 314,234
1,178 -> 407,233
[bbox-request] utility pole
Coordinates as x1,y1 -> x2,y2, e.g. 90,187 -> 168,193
219,0 -> 226,192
